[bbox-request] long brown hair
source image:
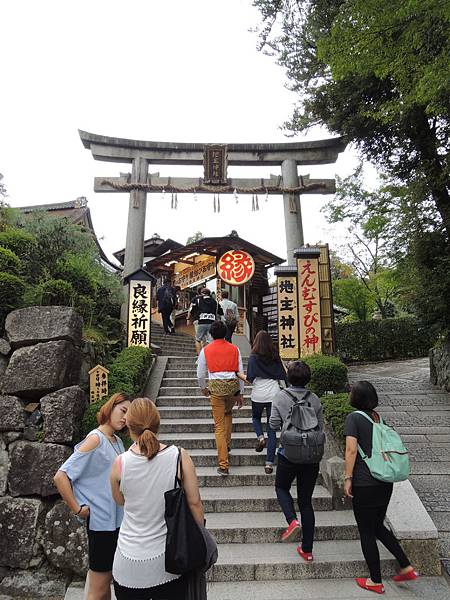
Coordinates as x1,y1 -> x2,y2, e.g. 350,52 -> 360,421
126,397 -> 160,460
97,392 -> 131,427
251,330 -> 279,363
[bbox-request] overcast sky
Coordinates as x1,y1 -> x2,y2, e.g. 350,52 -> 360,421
0,0 -> 362,264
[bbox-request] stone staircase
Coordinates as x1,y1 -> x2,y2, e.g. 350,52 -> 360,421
151,321 -> 197,356
156,354 -> 402,598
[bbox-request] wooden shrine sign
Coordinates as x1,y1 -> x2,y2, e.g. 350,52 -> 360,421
274,266 -> 300,360
203,144 -> 228,185
89,364 -> 109,404
123,268 -> 156,349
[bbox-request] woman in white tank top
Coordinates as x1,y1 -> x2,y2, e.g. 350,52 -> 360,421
110,398 -> 204,600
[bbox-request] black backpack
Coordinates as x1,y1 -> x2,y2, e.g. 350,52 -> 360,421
280,390 -> 325,464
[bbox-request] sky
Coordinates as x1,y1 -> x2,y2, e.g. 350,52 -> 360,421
0,0 -> 362,265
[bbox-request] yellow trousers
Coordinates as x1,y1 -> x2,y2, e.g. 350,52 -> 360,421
210,394 -> 236,470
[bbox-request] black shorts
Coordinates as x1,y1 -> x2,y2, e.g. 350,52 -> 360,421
87,526 -> 120,572
113,576 -> 186,600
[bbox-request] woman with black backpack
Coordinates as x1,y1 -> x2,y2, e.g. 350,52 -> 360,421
270,361 -> 324,561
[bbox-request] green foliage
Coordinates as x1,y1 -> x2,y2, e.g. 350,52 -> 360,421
336,317 -> 435,362
54,254 -> 97,297
254,1 -> 450,237
0,247 -> 21,275
40,279 -> 74,306
0,229 -> 36,263
0,272 -> 25,325
320,393 -> 352,445
186,231 -> 204,245
333,277 -> 375,321
302,354 -> 348,396
81,346 -> 153,438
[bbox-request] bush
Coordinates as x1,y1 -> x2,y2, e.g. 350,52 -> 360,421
81,346 -> 153,438
0,229 -> 36,262
40,279 -> 74,306
302,354 -> 348,396
320,393 -> 352,445
0,247 -> 21,275
0,272 -> 25,326
336,317 -> 435,362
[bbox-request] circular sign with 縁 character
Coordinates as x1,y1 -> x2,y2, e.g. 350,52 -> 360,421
217,250 -> 255,286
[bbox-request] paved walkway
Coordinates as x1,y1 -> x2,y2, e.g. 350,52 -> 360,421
349,358 -> 450,573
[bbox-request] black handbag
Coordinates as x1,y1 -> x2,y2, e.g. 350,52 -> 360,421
164,447 -> 207,574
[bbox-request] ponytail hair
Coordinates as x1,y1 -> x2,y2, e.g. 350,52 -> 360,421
126,397 -> 160,460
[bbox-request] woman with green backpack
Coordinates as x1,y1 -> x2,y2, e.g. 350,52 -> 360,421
344,381 -> 418,595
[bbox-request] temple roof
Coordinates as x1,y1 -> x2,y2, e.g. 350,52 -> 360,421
18,199 -> 119,271
113,233 -> 183,265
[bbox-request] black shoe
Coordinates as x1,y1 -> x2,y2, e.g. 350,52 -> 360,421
255,438 -> 266,453
217,467 -> 229,476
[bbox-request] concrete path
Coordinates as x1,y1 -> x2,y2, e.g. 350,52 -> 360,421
349,358 -> 450,573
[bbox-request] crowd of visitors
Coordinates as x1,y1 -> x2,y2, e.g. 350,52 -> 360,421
54,309 -> 418,598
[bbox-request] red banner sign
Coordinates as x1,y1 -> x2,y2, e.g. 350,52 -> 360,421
217,250 -> 255,286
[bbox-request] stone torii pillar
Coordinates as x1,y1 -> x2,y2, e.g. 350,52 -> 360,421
282,159 -> 304,265
123,156 -> 148,279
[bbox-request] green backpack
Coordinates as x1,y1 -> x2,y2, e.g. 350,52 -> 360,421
355,411 -> 410,483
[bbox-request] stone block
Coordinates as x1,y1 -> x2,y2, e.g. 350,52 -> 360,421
41,386 -> 88,445
1,341 -> 81,399
43,502 -> 88,576
0,569 -> 66,599
0,339 -> 10,356
0,439 -> 7,496
0,397 -> 25,432
0,356 -> 7,380
8,441 -> 71,497
0,497 -> 45,568
5,306 -> 83,349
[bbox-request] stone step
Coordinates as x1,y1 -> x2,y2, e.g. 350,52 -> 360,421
201,485 -> 332,513
158,405 -> 253,419
161,431 -> 276,449
208,540 -> 396,582
160,351 -> 197,357
159,417 -> 256,433
207,511 -> 358,544
189,448 -> 274,467
153,340 -> 196,350
157,394 -> 252,406
166,357 -> 249,367
196,466 -> 277,487
158,386 -> 252,396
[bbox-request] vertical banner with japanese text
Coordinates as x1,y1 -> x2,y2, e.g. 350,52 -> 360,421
275,269 -> 300,360
128,280 -> 151,348
297,254 -> 322,356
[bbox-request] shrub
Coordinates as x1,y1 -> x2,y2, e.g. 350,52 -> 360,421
336,317 -> 435,363
302,354 -> 348,396
40,279 -> 74,306
0,272 -> 25,326
81,346 -> 153,438
320,393 -> 352,445
0,229 -> 36,262
0,247 -> 21,275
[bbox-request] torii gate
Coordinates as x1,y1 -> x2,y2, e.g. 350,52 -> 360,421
79,130 -> 346,276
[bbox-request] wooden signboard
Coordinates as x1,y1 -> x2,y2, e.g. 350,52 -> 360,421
203,144 -> 228,184
275,268 -> 300,360
297,253 -> 322,356
89,364 -> 109,404
128,279 -> 151,348
173,256 -> 216,290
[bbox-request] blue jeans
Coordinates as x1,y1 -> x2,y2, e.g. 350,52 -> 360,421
251,401 -> 276,463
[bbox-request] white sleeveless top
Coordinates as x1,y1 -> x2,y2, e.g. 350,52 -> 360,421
112,444 -> 180,589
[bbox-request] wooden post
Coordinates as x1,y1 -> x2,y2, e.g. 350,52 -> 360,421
274,266 -> 300,360
89,365 -> 109,404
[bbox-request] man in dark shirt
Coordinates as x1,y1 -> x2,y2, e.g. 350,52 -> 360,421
156,280 -> 177,334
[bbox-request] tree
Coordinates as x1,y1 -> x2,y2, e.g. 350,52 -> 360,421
254,0 -> 450,236
186,231 -> 204,245
333,277 -> 374,321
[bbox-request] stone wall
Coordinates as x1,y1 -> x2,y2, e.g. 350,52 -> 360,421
0,307 -> 90,599
430,341 -> 450,392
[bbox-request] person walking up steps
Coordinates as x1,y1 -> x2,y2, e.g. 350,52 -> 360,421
197,320 -> 244,475
344,381 -> 418,595
219,290 -> 239,343
157,279 -> 177,335
246,331 -> 287,474
270,361 -> 324,561
190,287 -> 223,355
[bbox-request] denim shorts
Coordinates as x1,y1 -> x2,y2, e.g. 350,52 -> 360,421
196,323 -> 212,342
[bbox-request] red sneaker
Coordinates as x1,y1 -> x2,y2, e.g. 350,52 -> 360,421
281,519 -> 300,542
355,578 -> 385,594
392,570 -> 419,582
297,547 -> 313,562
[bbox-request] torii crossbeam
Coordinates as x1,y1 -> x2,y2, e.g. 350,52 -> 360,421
79,130 -> 346,277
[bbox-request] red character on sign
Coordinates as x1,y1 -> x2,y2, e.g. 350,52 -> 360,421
218,251 -> 255,284
303,327 -> 320,351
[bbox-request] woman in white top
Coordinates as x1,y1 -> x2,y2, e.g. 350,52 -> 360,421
110,397 -> 204,600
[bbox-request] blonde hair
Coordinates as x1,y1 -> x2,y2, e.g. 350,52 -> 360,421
126,397 -> 160,459
97,392 -> 131,427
